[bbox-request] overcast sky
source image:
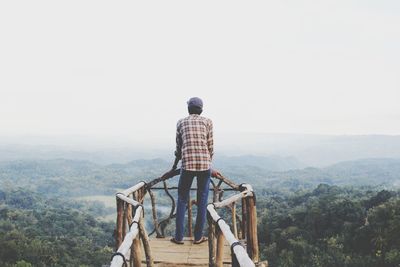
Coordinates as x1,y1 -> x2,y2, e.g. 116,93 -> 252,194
1,1 -> 399,145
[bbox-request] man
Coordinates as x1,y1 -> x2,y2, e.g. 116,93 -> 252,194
170,97 -> 214,245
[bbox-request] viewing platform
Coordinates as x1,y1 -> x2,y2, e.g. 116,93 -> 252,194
109,169 -> 268,267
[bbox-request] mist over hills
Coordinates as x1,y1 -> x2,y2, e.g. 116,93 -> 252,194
0,133 -> 400,194
2,156 -> 400,267
213,154 -> 305,172
1,133 -> 400,167
216,133 -> 400,166
2,151 -> 400,266
1,156 -> 399,198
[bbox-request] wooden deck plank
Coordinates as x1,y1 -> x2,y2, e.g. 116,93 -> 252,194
141,237 -> 234,266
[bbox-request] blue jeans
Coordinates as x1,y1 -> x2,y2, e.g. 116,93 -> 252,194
174,169 -> 211,241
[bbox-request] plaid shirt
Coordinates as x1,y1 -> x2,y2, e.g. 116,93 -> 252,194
175,114 -> 214,171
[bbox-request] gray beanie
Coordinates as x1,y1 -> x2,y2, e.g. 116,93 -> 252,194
187,97 -> 203,109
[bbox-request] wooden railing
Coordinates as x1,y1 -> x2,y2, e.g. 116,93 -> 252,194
111,181 -> 152,267
207,183 -> 258,267
110,169 -> 267,267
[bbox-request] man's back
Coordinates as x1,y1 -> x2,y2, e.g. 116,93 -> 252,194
176,114 -> 213,171
171,97 -> 213,245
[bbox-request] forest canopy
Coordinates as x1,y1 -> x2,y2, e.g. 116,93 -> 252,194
1,158 -> 400,266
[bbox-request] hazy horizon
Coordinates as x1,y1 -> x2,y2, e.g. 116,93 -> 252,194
1,131 -> 400,148
1,132 -> 400,167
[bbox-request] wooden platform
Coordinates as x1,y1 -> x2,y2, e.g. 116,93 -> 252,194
142,237 -> 233,266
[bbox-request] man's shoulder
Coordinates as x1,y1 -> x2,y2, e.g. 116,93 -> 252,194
176,118 -> 183,128
200,116 -> 213,125
177,115 -> 212,125
177,116 -> 188,123
176,116 -> 189,128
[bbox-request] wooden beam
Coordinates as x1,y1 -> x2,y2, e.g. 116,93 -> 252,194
145,169 -> 180,188
213,190 -> 252,209
110,206 -> 142,267
126,194 -> 134,266
241,198 -> 247,240
116,197 -> 124,249
139,214 -> 154,267
132,191 -> 142,267
207,204 -> 255,267
213,174 -> 239,190
149,186 -> 237,191
216,225 -> 225,267
256,261 -> 269,267
246,195 -> 259,262
207,213 -> 216,267
116,193 -> 141,207
148,188 -> 162,237
122,202 -> 127,239
188,198 -> 193,238
232,203 -> 238,239
120,181 -> 146,197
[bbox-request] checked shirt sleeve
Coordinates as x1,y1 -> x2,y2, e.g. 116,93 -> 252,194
175,120 -> 182,160
207,119 -> 214,160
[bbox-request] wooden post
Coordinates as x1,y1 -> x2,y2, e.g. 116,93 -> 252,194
127,199 -> 133,239
148,189 -> 162,237
256,261 -> 269,267
132,191 -> 143,267
232,202 -> 238,239
188,198 -> 193,238
132,226 -> 142,266
235,213 -> 242,240
139,214 -> 154,267
122,202 -> 128,238
116,197 -> 124,249
207,213 -> 216,267
216,224 -> 225,267
213,188 -> 219,203
126,194 -> 134,267
246,194 -> 259,262
241,198 -> 247,240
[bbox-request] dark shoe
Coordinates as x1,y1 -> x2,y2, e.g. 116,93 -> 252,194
170,237 -> 184,245
193,236 -> 208,244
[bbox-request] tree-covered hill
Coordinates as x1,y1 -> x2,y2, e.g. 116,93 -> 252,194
1,157 -> 400,266
1,157 -> 399,198
258,185 -> 400,267
218,158 -> 400,191
0,158 -> 170,197
0,189 -> 114,267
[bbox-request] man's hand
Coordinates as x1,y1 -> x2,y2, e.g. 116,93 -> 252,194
211,169 -> 222,178
171,156 -> 180,171
161,168 -> 180,179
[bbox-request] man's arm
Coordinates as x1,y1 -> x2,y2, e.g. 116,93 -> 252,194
207,120 -> 214,160
173,121 -> 182,170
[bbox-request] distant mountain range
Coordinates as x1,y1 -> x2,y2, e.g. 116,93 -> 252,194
1,156 -> 399,197
213,154 -> 305,172
257,158 -> 400,191
216,133 -> 400,167
2,134 -> 400,167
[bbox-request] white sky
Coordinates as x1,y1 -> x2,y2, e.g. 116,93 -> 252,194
1,0 -> 400,144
